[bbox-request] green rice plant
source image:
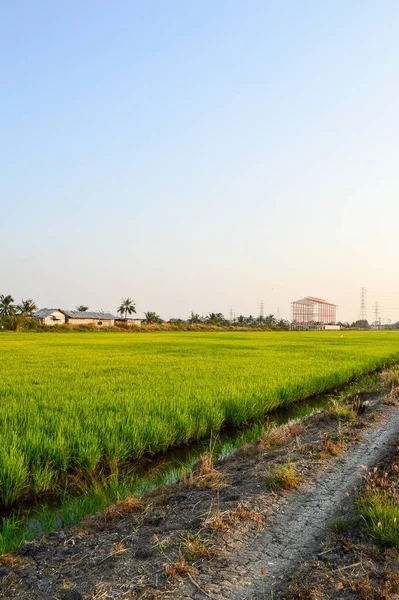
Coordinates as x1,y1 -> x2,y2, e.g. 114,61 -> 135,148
31,462 -> 57,495
0,443 -> 29,506
0,331 -> 399,509
0,516 -> 25,554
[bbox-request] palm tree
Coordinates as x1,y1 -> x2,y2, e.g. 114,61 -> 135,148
17,299 -> 37,316
265,314 -> 277,327
76,305 -> 88,312
236,315 -> 247,326
117,298 -> 136,319
187,312 -> 202,324
144,311 -> 162,324
0,295 -> 16,318
206,312 -> 225,325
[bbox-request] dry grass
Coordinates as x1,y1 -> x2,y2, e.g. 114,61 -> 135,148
203,510 -> 230,532
179,532 -> 215,562
319,431 -> 347,458
259,422 -> 304,450
103,496 -> 145,521
0,553 -> 34,568
113,540 -> 125,553
89,582 -> 110,599
203,502 -> 264,533
347,571 -> 399,599
384,385 -> 399,406
264,462 -> 301,491
182,452 -> 228,490
379,368 -> 399,387
164,557 -> 194,579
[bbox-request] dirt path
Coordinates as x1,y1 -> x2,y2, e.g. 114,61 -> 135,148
215,405 -> 399,600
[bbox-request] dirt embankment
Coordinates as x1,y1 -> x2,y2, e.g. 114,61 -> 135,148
1,386 -> 398,600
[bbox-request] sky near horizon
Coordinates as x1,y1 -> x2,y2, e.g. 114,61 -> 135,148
1,1 -> 399,322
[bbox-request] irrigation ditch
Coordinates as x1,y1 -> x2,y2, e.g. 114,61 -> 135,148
0,379 -> 332,552
0,367 -> 398,599
0,370 -> 381,553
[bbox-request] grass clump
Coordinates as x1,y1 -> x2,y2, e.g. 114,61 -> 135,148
182,452 -> 227,490
357,459 -> 399,548
327,399 -> 357,422
179,532 -> 214,562
259,422 -> 304,450
264,462 -> 301,491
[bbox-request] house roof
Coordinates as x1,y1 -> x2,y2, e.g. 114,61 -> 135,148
61,310 -> 116,320
32,308 -> 62,318
115,316 -> 143,321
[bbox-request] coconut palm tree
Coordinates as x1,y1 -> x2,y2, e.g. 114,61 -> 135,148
0,295 -> 16,318
236,315 -> 247,326
76,305 -> 88,312
117,298 -> 136,319
17,299 -> 37,316
206,312 -> 225,325
144,311 -> 162,324
187,312 -> 202,324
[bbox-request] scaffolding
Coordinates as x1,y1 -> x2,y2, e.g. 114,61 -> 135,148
291,296 -> 337,326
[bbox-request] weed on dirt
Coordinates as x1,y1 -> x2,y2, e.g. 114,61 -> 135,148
264,462 -> 301,491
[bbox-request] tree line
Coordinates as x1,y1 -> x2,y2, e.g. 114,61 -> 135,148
0,295 -> 290,329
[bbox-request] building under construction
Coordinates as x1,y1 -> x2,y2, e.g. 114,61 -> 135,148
291,296 -> 337,327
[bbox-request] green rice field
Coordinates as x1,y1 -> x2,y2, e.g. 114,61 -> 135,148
1,330 -> 399,508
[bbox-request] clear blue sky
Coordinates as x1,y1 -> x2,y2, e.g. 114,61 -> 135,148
1,1 -> 399,321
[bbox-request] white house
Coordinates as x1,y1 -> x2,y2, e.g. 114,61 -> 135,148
32,309 -> 66,326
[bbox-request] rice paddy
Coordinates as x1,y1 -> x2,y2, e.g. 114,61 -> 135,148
1,330 -> 399,509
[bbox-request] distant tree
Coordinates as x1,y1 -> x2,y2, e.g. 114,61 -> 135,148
144,311 -> 163,324
187,312 -> 202,324
76,305 -> 88,312
265,314 -> 277,327
206,312 -> 226,326
276,318 -> 290,330
117,298 -> 136,319
351,319 -> 370,329
17,299 -> 37,316
0,295 -> 16,318
236,315 -> 247,326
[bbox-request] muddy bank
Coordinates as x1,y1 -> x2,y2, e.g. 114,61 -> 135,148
0,384 -> 398,599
